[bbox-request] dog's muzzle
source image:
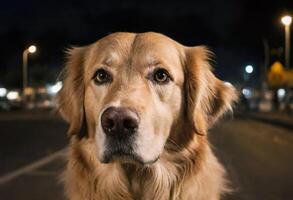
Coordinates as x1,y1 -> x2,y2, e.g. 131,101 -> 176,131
100,106 -> 140,163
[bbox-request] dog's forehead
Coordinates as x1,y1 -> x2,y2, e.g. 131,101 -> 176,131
132,33 -> 182,66
89,32 -> 182,68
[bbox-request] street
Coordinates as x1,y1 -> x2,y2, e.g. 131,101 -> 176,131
211,117 -> 293,200
0,111 -> 293,200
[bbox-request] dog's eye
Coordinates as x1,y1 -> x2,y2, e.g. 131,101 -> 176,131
153,68 -> 170,84
93,68 -> 112,84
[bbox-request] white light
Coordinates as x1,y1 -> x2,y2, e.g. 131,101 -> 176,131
242,88 -> 252,98
28,45 -> 37,53
48,81 -> 63,94
245,65 -> 254,74
281,16 -> 292,26
7,91 -> 19,100
0,88 -> 7,97
224,81 -> 233,87
277,88 -> 286,99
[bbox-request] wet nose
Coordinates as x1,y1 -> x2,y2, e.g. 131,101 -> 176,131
101,107 -> 139,137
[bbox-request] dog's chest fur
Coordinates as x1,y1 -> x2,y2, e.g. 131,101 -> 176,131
65,141 -> 228,200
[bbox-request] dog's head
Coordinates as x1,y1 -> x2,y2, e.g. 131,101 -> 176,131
58,32 -> 237,165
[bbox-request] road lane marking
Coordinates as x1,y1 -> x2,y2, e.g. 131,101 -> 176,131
0,148 -> 67,185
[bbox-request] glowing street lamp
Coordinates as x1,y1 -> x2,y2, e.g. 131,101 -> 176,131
245,65 -> 254,74
243,65 -> 254,82
281,15 -> 292,68
28,45 -> 37,53
281,16 -> 292,26
23,45 -> 37,101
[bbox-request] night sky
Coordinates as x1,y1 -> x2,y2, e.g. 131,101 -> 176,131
1,0 -> 292,88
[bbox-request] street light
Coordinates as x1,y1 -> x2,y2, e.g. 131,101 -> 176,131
23,45 -> 37,102
245,65 -> 254,74
28,45 -> 36,53
281,15 -> 292,68
243,65 -> 253,82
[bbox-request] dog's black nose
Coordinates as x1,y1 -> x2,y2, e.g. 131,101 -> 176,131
101,107 -> 139,137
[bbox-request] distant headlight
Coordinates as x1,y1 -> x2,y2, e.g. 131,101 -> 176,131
7,91 -> 20,100
0,88 -> 7,97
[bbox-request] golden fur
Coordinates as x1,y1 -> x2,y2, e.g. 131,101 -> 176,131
57,32 -> 237,200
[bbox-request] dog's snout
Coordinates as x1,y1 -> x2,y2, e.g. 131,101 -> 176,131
101,107 -> 139,137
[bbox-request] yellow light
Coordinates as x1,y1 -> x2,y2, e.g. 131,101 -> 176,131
270,61 -> 284,73
28,45 -> 37,53
281,15 -> 292,26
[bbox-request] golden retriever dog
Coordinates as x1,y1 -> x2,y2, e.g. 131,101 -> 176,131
57,32 -> 237,200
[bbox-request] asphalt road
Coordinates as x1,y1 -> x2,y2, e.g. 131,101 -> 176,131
0,111 -> 292,200
211,118 -> 293,200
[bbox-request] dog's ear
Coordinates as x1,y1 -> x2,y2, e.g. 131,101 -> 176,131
57,47 -> 87,137
184,46 -> 238,135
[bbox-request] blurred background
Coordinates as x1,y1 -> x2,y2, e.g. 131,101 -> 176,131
0,0 -> 293,199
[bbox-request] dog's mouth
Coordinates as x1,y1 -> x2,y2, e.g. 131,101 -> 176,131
101,149 -> 159,165
102,150 -> 141,164
101,135 -> 160,165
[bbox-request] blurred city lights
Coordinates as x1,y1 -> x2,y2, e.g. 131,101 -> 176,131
0,88 -> 7,97
242,88 -> 252,98
48,81 -> 63,94
245,65 -> 254,74
7,91 -> 20,100
277,88 -> 286,99
281,15 -> 292,26
28,45 -> 37,53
